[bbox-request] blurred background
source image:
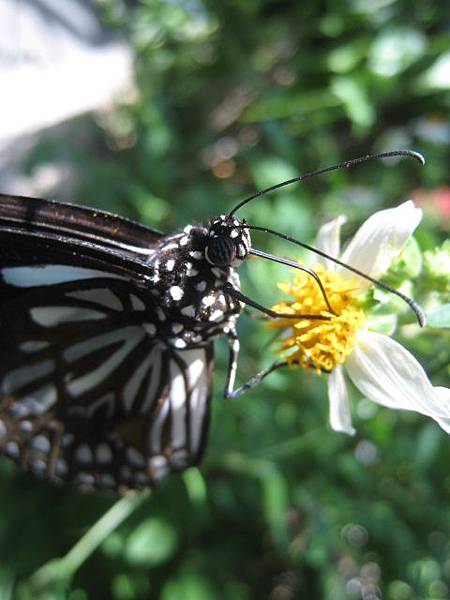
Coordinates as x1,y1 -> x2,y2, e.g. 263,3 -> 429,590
0,1 -> 449,599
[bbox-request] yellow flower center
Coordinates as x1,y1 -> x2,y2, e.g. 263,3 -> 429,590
268,264 -> 366,373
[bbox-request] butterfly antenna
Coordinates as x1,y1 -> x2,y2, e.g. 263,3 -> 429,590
250,248 -> 336,314
229,150 -> 425,216
246,225 -> 426,327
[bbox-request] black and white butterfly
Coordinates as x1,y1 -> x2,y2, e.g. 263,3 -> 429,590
0,151 -> 424,492
0,192 -> 255,491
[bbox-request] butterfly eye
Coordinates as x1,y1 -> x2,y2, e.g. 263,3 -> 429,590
205,235 -> 237,267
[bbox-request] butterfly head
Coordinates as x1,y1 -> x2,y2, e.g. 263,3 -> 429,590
204,215 -> 250,268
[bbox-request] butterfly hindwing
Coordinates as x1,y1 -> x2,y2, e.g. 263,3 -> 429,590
0,271 -> 214,491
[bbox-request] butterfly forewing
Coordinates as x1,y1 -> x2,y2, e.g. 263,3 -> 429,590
0,193 -> 163,254
0,194 -> 215,491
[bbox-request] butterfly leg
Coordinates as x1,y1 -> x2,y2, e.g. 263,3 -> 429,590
223,329 -> 240,399
224,329 -> 288,400
223,285 -> 324,399
224,352 -> 288,400
224,283 -> 329,321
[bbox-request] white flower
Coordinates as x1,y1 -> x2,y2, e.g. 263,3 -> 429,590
270,201 -> 450,435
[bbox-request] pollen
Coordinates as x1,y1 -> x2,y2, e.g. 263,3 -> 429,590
268,264 -> 365,373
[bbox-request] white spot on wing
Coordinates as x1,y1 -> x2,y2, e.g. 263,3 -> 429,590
96,443 -> 113,464
144,323 -> 157,336
3,265 -> 125,287
149,455 -> 170,481
62,433 -> 74,447
66,289 -> 122,311
150,387 -> 170,453
156,307 -> 166,321
130,294 -> 146,311
19,340 -> 50,353
19,420 -> 33,433
209,309 -> 223,322
171,322 -> 183,334
122,351 -> 155,413
202,296 -> 215,307
55,459 -> 68,477
140,349 -> 161,413
31,459 -> 46,474
181,305 -> 196,318
31,435 -> 50,454
4,441 -> 19,458
169,286 -> 184,301
28,385 -> 58,413
74,472 -> 95,487
168,362 -> 187,449
126,446 -> 145,468
185,349 -> 209,454
30,306 -> 107,327
75,444 -> 93,464
3,361 -> 54,393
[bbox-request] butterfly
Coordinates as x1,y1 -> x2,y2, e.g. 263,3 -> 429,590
0,150 -> 424,492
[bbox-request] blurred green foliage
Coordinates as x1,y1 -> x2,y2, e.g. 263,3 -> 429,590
1,0 -> 449,598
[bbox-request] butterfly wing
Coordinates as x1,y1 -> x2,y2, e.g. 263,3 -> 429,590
0,192 -> 166,282
0,194 -> 214,491
0,192 -> 163,253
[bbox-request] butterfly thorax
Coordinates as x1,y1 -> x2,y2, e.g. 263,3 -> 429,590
144,215 -> 250,349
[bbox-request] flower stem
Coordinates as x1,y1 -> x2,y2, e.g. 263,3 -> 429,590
21,490 -> 151,597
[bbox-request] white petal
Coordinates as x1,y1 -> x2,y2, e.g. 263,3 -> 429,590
339,201 -> 422,292
315,215 -> 347,271
328,366 -> 355,435
345,331 -> 450,433
432,388 -> 450,433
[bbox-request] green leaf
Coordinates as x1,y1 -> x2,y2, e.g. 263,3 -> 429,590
111,573 -> 136,600
161,574 -> 215,600
330,76 -> 375,130
125,518 -> 177,566
426,304 -> 450,328
419,51 -> 450,91
250,156 -> 298,190
258,465 -> 289,545
413,423 -> 441,467
366,313 -> 398,336
387,237 -> 422,281
369,28 -> 426,76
